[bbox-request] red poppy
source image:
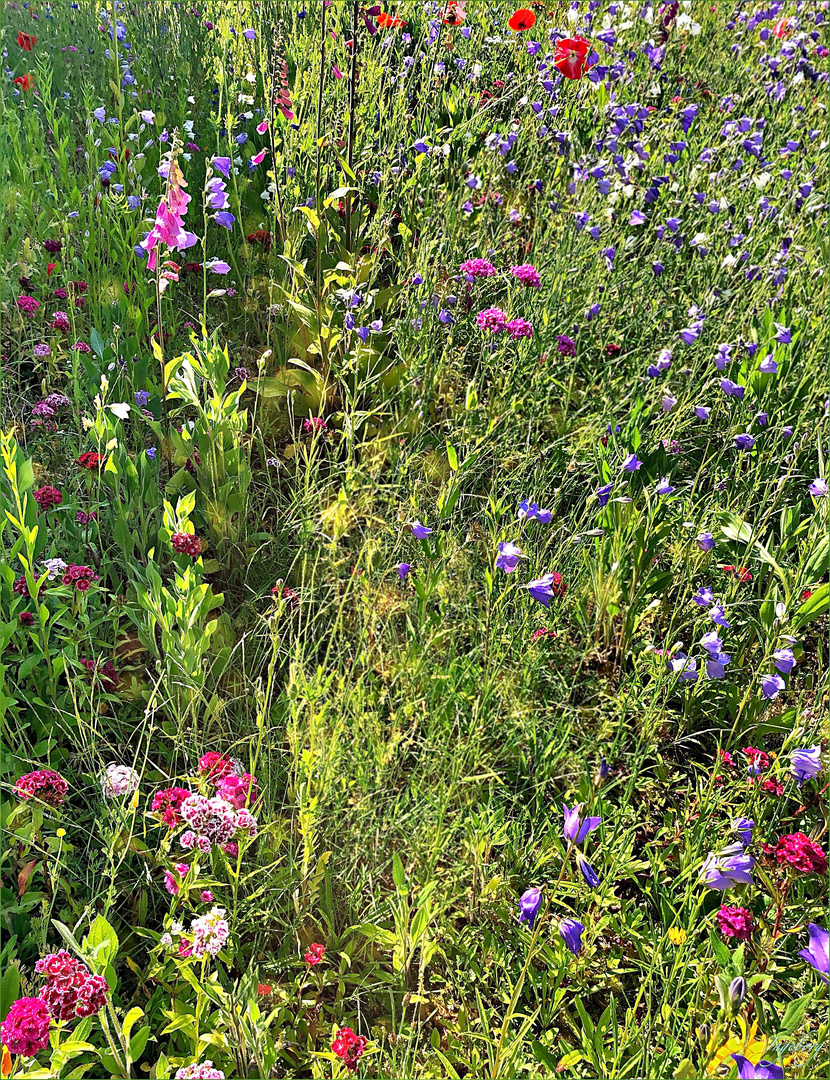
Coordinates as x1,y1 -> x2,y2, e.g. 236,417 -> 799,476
377,10 -> 406,28
508,8 -> 536,31
553,36 -> 592,80
442,0 -> 466,25
772,16 -> 792,39
14,74 -> 33,91
17,31 -> 36,51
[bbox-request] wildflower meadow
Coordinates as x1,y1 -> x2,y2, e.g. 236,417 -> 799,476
1,1 -> 829,1078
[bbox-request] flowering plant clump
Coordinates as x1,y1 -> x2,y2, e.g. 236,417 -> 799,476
1,5 -> 827,1077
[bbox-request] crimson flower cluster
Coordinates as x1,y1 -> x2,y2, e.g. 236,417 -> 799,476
77,451 -> 105,470
62,564 -> 100,592
171,532 -> 203,557
331,1027 -> 368,1072
152,786 -> 193,828
769,833 -> 827,875
14,769 -> 69,807
33,485 -> 62,511
0,997 -> 50,1057
35,950 -> 108,1020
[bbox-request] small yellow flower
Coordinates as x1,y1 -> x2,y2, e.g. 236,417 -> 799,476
56,828 -> 66,838
668,927 -> 687,945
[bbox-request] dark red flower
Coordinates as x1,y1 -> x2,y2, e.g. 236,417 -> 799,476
171,532 -> 202,557
33,485 -> 62,511
17,31 -> 36,51
553,36 -> 592,80
76,451 -> 104,470
772,832 -> 827,875
508,8 -> 536,31
332,1027 -> 368,1072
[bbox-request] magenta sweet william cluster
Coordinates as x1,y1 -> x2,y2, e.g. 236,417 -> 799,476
0,997 -> 51,1057
152,786 -> 192,827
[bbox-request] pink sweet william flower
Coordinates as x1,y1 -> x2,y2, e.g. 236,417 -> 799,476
51,311 -> 71,332
510,263 -> 541,288
17,295 -> 41,316
151,786 -> 192,827
460,258 -> 496,280
175,1062 -> 225,1079
191,906 -> 230,957
717,905 -> 753,941
476,307 -> 507,333
0,997 -> 51,1057
505,317 -> 533,339
14,769 -> 69,807
198,751 -> 237,782
216,772 -> 259,809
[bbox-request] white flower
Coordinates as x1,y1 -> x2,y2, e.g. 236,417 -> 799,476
101,764 -> 140,799
108,402 -> 131,420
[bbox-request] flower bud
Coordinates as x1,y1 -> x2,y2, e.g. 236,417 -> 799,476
728,976 -> 747,1008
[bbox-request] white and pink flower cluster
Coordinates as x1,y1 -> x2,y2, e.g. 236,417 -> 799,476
177,752 -> 260,854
